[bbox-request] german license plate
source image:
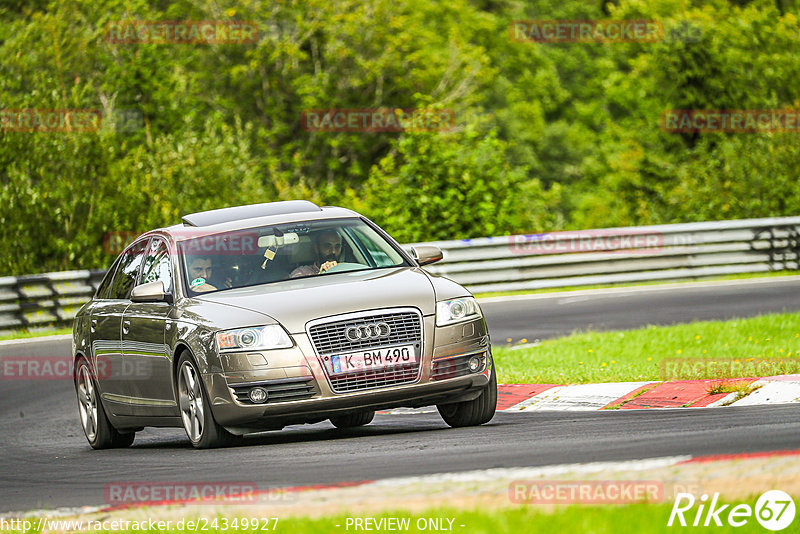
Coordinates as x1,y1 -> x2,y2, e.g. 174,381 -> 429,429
329,345 -> 416,375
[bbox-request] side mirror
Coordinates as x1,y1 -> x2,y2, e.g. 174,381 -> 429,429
411,245 -> 443,266
131,280 -> 170,303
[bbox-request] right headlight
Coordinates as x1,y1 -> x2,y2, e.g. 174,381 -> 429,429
436,297 -> 482,326
215,325 -> 293,352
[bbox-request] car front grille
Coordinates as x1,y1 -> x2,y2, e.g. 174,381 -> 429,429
308,310 -> 422,355
327,363 -> 420,393
431,351 -> 487,380
307,309 -> 423,393
230,376 -> 317,405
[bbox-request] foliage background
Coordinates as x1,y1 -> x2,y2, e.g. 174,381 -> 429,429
1,0 -> 799,274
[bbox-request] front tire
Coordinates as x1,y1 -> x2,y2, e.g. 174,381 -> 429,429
75,358 -> 135,449
437,361 -> 497,428
177,352 -> 240,449
330,410 -> 375,429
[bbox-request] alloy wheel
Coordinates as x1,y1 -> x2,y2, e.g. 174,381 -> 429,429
178,361 -> 205,442
76,364 -> 98,441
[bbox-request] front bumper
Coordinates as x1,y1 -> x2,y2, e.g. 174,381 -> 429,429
209,371 -> 490,431
204,315 -> 492,429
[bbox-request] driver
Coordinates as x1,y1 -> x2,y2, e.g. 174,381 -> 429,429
289,229 -> 342,278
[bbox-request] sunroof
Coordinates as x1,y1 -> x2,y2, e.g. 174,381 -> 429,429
181,200 -> 322,227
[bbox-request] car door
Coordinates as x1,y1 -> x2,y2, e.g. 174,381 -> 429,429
122,237 -> 177,417
90,238 -> 149,416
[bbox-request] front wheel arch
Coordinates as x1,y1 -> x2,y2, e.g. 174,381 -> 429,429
174,351 -> 240,448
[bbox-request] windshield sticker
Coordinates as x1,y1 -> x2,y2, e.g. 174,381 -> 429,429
190,277 -> 206,287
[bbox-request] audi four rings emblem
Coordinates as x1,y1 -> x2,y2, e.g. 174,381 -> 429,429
345,322 -> 391,341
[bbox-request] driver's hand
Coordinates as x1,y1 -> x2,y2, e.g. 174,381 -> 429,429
319,261 -> 338,274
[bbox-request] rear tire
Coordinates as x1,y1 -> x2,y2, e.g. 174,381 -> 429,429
112,431 -> 136,448
437,361 -> 497,428
176,352 -> 240,449
330,410 -> 375,429
74,357 -> 135,449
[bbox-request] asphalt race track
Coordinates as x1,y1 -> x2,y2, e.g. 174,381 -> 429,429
1,278 -> 799,513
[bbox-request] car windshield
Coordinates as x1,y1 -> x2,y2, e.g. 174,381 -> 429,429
178,218 -> 409,294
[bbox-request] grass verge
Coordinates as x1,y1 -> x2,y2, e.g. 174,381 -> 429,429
0,327 -> 71,341
493,310 -> 800,384
223,504 -> 767,533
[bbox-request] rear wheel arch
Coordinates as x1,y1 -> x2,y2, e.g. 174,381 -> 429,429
73,351 -> 89,372
73,353 -> 102,396
73,354 -> 135,449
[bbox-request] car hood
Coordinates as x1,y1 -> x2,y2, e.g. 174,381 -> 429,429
193,267 -> 437,333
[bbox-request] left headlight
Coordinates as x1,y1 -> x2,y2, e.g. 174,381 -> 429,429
436,297 -> 482,326
216,325 -> 293,352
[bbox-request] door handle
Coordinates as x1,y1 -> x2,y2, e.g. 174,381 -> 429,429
90,319 -> 97,333
122,320 -> 130,335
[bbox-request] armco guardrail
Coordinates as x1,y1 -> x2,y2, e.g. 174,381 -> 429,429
0,270 -> 107,333
1,217 -> 799,333
407,216 -> 800,293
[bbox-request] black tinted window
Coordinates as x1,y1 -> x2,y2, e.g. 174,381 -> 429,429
107,239 -> 149,300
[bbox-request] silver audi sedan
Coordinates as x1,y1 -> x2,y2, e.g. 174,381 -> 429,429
73,201 -> 496,448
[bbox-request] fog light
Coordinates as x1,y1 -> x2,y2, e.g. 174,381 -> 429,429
468,356 -> 482,373
248,387 -> 268,404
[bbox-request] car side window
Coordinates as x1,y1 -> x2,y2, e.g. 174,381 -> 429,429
139,238 -> 173,293
349,227 -> 397,267
107,239 -> 149,300
95,257 -> 120,299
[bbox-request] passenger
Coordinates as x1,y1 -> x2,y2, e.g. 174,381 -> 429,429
289,230 -> 342,278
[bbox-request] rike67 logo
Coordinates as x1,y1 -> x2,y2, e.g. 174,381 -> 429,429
668,491 -> 795,531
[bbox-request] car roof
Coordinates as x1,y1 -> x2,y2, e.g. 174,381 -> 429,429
182,200 -> 322,227
151,202 -> 362,241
